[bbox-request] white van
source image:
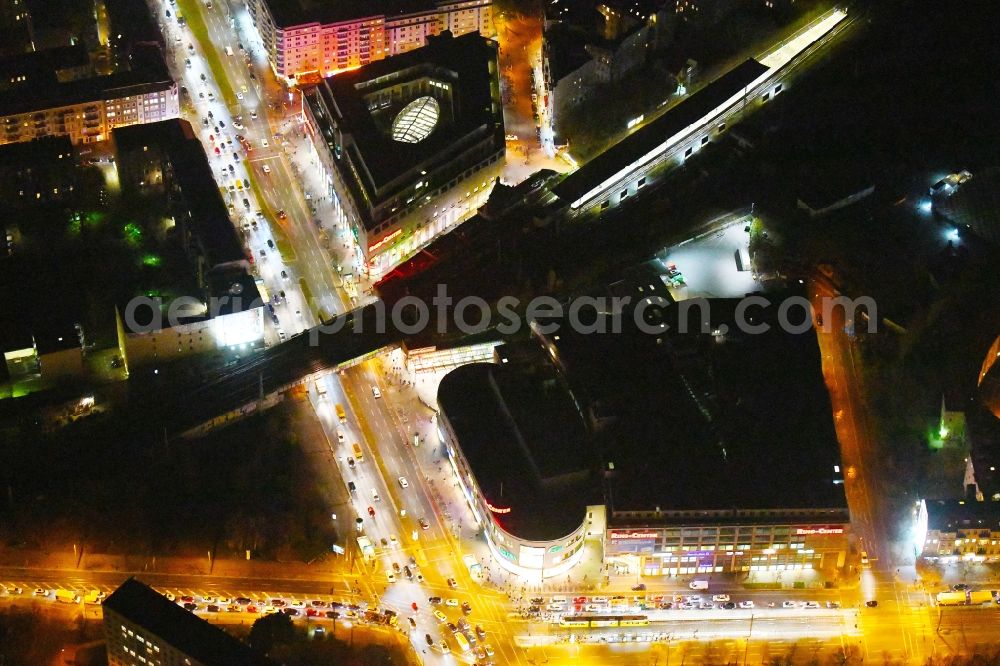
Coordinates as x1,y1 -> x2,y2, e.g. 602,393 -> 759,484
225,46 -> 234,56
689,580 -> 709,590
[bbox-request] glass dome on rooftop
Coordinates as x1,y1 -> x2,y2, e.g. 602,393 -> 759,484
391,96 -> 440,144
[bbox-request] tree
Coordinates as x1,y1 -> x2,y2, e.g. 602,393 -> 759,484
248,612 -> 296,654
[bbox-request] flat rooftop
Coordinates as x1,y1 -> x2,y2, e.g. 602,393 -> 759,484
537,281 -> 846,514
551,57 -> 769,205
262,0 -> 434,27
438,360 -> 598,542
103,578 -> 273,665
924,498 -> 1000,533
0,43 -> 172,117
307,31 -> 502,230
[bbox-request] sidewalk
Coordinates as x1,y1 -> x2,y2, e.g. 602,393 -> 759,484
0,545 -> 351,582
276,120 -> 379,304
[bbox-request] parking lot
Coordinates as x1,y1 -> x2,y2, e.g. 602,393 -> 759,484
660,221 -> 760,300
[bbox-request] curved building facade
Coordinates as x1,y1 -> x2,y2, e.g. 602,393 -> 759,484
437,362 -> 603,578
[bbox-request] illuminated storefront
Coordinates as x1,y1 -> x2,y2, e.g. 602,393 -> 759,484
605,511 -> 850,577
437,361 -> 605,579
443,430 -> 599,579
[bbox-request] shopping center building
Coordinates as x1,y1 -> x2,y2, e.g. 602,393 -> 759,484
436,275 -> 853,580
437,356 -> 606,579
303,31 -> 505,278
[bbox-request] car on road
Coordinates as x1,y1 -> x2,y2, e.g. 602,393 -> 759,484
213,146 -> 220,155
387,572 -> 396,583
3,586 -> 23,595
325,610 -> 339,619
425,633 -> 434,646
371,488 -> 381,502
445,598 -> 458,607
433,610 -> 447,623
447,578 -> 458,589
216,597 -> 231,605
236,92 -> 243,100
860,551 -> 870,567
722,601 -> 736,610
207,604 -> 220,613
398,476 -> 409,488
419,517 -> 430,530
347,481 -> 356,493
270,599 -> 286,607
782,601 -> 797,609
280,269 -> 288,279
277,210 -> 287,220
251,111 -> 258,120
392,562 -> 401,573
739,601 -> 754,609
448,622 -> 459,634
631,583 -> 646,591
461,601 -> 472,614
337,428 -> 345,443
408,616 -> 416,629
712,594 -> 730,603
306,608 -> 319,617
261,138 -> 268,147
236,597 -> 251,605
804,601 -> 820,609
952,583 -> 971,591
428,596 -> 442,605
282,608 -> 299,616
32,588 -> 50,597
372,385 -> 382,398
347,457 -> 356,469
826,601 -> 841,609
865,600 -> 879,608
227,604 -> 241,612
367,506 -> 375,517
476,625 -> 486,640
183,602 -> 198,611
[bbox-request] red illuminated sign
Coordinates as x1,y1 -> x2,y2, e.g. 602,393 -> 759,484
368,229 -> 401,253
485,500 -> 511,515
795,527 -> 844,535
610,531 -> 658,541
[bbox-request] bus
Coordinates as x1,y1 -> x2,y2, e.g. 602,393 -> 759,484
352,442 -> 364,461
335,403 -> 347,423
454,633 -> 470,653
558,615 -> 649,629
55,590 -> 80,604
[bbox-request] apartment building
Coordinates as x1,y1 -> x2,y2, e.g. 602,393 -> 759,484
247,0 -> 493,82
0,43 -> 176,146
